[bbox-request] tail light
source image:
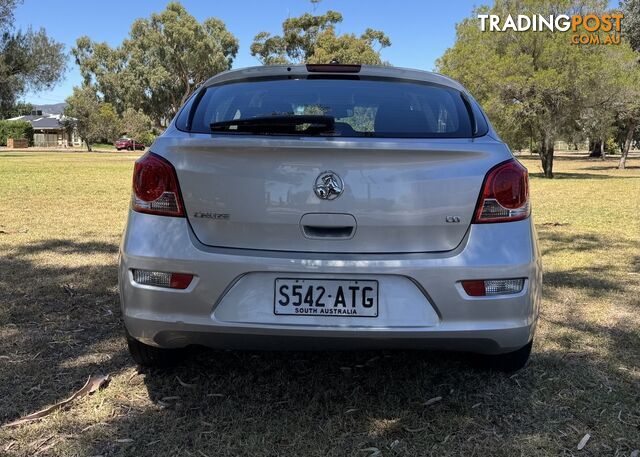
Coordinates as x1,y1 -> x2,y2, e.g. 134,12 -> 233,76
132,269 -> 193,289
473,159 -> 530,223
132,152 -> 184,217
461,279 -> 525,296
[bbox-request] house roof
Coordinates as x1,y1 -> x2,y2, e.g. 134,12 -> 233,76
7,113 -> 74,130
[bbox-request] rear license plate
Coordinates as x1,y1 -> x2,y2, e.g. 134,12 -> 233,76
274,278 -> 378,317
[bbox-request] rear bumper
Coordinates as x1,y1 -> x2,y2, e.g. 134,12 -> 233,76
119,212 -> 541,355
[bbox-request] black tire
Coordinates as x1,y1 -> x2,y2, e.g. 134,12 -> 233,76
472,340 -> 533,372
127,146 -> 133,151
116,148 -> 121,151
126,333 -> 183,367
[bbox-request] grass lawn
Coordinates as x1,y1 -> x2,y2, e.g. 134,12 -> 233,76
0,151 -> 638,456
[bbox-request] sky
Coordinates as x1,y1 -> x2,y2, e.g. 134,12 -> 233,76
12,0 -> 487,105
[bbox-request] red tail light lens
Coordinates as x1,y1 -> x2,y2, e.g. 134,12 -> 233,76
132,152 -> 184,217
473,159 -> 530,223
461,280 -> 485,296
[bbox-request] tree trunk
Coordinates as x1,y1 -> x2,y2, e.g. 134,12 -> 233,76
600,138 -> 606,161
85,140 -> 92,152
619,121 -> 636,170
539,135 -> 554,178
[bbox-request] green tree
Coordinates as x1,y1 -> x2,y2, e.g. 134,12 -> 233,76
0,0 -> 66,118
437,0 -> 611,178
0,119 -> 33,146
63,86 -> 111,152
610,47 -> 640,168
614,0 -> 640,168
93,103 -> 121,144
121,107 -> 155,145
621,0 -> 640,51
250,2 -> 391,65
63,86 -> 99,151
73,2 -> 238,126
3,101 -> 33,118
0,0 -> 21,32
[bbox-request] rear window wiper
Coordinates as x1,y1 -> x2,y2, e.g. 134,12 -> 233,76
210,115 -> 335,135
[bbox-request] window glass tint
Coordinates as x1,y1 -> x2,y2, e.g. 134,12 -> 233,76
187,78 -> 477,138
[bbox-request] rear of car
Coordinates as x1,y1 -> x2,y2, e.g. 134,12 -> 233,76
116,138 -> 145,151
119,64 -> 541,371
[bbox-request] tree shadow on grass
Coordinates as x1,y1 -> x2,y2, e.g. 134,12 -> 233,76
0,238 -> 129,425
537,230 -> 603,257
65,225 -> 640,455
2,229 -> 639,456
56,333 -> 640,457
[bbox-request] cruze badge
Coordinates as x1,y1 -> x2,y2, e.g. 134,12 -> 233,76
314,171 -> 343,200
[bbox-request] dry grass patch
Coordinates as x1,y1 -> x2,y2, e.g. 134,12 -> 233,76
0,151 -> 638,456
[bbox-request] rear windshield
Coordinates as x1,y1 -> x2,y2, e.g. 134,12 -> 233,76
178,77 -> 484,138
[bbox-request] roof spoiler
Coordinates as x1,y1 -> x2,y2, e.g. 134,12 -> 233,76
305,64 -> 361,73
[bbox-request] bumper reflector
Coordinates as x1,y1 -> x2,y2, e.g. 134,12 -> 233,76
462,278 -> 524,297
132,269 -> 193,289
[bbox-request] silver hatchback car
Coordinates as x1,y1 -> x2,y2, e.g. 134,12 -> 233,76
119,64 -> 541,371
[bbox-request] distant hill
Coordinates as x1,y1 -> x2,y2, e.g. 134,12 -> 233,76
35,103 -> 66,115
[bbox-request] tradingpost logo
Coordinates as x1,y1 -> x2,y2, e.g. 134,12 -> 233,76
478,13 -> 624,45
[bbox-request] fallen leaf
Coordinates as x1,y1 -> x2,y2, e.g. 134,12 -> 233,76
161,396 -> 180,401
34,434 -> 73,456
403,426 -> 428,433
30,435 -> 54,454
360,447 -> 381,457
115,438 -> 133,444
366,356 -> 380,365
577,433 -> 590,450
3,375 -> 109,427
176,375 -> 196,388
423,396 -> 442,406
345,408 -> 359,414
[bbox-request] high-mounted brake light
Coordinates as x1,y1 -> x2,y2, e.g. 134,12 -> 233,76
305,64 -> 361,73
473,159 -> 530,223
132,152 -> 184,217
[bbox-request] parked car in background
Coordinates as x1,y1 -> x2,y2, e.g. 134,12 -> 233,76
115,137 -> 145,151
119,64 -> 542,372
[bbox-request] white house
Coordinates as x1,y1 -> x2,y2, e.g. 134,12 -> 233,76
7,110 -> 82,147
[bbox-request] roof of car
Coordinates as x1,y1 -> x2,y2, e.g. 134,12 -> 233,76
201,64 -> 466,93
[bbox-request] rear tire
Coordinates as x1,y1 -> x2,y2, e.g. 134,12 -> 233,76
126,333 -> 183,367
472,340 -> 533,372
